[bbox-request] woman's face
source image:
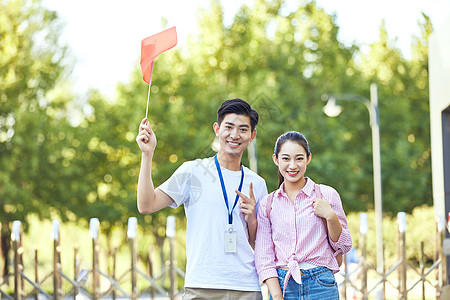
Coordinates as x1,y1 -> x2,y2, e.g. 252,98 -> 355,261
273,140 -> 311,186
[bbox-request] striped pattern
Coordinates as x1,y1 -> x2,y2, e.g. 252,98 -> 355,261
255,177 -> 352,285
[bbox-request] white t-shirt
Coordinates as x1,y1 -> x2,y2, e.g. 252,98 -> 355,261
158,157 -> 268,291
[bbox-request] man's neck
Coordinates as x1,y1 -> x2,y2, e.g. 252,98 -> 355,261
216,152 -> 242,171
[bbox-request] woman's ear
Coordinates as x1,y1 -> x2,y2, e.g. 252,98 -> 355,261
272,154 -> 279,166
306,153 -> 312,165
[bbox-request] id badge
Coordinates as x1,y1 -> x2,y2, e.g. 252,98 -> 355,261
224,224 -> 237,253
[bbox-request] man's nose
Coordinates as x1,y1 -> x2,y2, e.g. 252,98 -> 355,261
230,128 -> 238,138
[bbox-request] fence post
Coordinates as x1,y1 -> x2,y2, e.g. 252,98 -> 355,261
52,220 -> 62,300
90,218 -> 100,300
342,253 -> 347,300
74,248 -> 78,300
148,245 -> 155,300
397,212 -> 407,300
419,241 -> 425,300
128,217 -> 138,300
360,213 -> 368,300
34,249 -> 39,300
112,247 -> 117,300
12,221 -> 22,300
167,216 -> 176,300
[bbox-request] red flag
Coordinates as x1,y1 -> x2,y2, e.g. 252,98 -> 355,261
140,26 -> 177,84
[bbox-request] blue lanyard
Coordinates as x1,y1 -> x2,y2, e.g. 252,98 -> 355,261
214,155 -> 244,224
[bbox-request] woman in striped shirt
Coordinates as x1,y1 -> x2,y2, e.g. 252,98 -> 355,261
255,131 -> 352,300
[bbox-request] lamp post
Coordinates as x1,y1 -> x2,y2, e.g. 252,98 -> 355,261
322,83 -> 384,297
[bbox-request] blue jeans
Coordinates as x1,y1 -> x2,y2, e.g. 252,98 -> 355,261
269,266 -> 339,300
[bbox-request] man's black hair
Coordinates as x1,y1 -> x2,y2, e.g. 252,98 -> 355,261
217,98 -> 259,131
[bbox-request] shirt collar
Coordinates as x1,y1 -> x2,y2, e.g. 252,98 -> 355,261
274,177 -> 316,198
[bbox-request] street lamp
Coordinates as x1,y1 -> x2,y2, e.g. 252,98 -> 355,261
322,83 -> 384,296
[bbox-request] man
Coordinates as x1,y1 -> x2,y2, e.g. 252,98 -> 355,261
136,98 -> 268,300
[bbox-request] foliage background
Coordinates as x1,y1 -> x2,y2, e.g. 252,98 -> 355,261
0,0 -> 435,289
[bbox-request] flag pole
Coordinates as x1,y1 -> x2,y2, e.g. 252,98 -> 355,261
145,61 -> 154,120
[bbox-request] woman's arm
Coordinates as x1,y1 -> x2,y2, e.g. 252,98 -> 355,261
265,277 -> 283,300
313,197 -> 342,242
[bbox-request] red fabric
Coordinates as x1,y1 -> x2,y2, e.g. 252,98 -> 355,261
140,26 -> 177,84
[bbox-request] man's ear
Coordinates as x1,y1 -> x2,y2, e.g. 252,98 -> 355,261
250,129 -> 257,141
213,122 -> 219,137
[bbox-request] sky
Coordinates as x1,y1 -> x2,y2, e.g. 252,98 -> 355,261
42,0 -> 450,98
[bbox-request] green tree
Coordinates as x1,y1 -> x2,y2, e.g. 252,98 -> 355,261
0,0 -> 69,277
358,16 -> 432,214
108,0 -> 366,263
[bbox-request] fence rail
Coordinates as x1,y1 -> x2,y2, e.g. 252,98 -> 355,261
1,213 -> 449,299
336,212 -> 448,300
1,217 -> 183,300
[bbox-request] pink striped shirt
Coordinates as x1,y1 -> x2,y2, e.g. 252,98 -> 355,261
255,177 -> 352,284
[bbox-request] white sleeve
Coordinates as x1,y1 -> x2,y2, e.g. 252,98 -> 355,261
157,161 -> 192,208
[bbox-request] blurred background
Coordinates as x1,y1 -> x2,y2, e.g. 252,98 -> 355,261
1,0 -> 449,298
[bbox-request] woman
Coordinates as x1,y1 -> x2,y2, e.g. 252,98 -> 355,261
255,131 -> 352,299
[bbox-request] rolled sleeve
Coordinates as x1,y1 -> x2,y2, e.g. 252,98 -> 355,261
328,227 -> 352,254
255,194 -> 278,283
327,188 -> 353,254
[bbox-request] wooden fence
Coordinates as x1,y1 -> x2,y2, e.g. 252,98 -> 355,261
1,216 -> 183,300
336,212 -> 448,300
1,213 -> 449,299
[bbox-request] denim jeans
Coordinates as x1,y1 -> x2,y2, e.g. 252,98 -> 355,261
269,266 -> 339,300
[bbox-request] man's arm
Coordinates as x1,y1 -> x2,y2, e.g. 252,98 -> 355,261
136,118 -> 175,214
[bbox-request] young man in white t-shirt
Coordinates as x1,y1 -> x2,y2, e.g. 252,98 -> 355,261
136,98 -> 268,300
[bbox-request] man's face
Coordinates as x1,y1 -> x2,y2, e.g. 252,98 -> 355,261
213,113 -> 256,157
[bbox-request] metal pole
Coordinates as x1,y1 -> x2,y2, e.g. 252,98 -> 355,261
369,83 -> 385,299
